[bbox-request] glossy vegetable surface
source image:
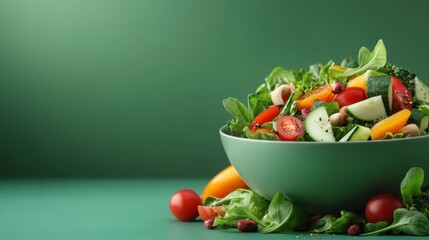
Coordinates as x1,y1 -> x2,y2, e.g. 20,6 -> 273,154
201,165 -> 248,202
334,87 -> 367,107
276,116 -> 305,141
170,189 -> 201,221
365,193 -> 403,224
296,85 -> 335,110
370,109 -> 411,140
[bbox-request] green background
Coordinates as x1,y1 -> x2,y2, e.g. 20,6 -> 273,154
1,0 -> 428,178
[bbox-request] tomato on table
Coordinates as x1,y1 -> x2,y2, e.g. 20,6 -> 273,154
390,76 -> 413,114
249,106 -> 280,132
365,193 -> 403,224
198,206 -> 225,221
333,87 -> 367,108
169,189 -> 202,221
276,116 -> 305,141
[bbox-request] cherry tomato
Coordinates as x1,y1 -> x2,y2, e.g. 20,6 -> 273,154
390,76 -> 413,114
276,116 -> 305,141
334,87 -> 367,108
365,193 -> 403,224
197,206 -> 225,221
170,189 -> 202,221
249,106 -> 280,132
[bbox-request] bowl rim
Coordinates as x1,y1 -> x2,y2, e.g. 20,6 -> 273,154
219,124 -> 429,145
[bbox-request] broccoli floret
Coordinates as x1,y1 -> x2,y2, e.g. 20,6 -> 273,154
384,63 -> 417,94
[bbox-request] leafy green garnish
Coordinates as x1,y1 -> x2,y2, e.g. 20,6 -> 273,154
264,67 -> 293,92
261,192 -> 309,233
310,101 -> 339,116
279,89 -> 303,116
340,56 -> 358,68
332,124 -> 357,141
362,208 -> 429,236
308,211 -> 365,234
248,85 -> 272,117
223,97 -> 253,137
419,105 -> 429,115
208,189 -> 270,228
401,167 -> 424,207
336,39 -> 387,78
365,221 -> 389,233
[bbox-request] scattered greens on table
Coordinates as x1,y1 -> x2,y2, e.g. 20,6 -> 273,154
223,39 -> 429,142
203,167 -> 429,236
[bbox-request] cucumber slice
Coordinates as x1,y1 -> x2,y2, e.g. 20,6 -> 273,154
339,125 -> 371,142
366,75 -> 392,113
410,108 -> 429,132
414,77 -> 429,104
304,106 -> 335,142
346,96 -> 387,121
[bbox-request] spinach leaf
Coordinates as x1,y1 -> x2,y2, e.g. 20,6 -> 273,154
308,211 -> 364,234
337,39 -> 387,78
307,215 -> 337,233
210,189 -> 269,228
365,221 -> 389,233
216,206 -> 267,228
363,208 -> 429,236
223,97 -> 253,137
401,167 -> 424,207
261,192 -> 309,233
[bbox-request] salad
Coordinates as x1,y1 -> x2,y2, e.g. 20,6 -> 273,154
223,40 -> 429,142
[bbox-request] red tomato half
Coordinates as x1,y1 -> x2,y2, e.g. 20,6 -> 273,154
276,116 -> 305,141
391,76 -> 413,114
333,87 -> 367,108
169,189 -> 202,221
365,193 -> 403,224
198,206 -> 225,221
249,106 -> 280,132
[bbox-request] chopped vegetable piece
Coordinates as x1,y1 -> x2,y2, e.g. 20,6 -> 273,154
370,109 -> 411,140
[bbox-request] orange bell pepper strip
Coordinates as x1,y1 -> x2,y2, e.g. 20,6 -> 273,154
370,109 -> 411,140
296,84 -> 335,110
346,74 -> 367,95
201,165 -> 248,202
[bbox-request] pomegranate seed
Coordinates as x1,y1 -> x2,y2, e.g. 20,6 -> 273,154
332,82 -> 345,94
204,219 -> 214,229
237,220 -> 258,232
301,108 -> 311,119
347,223 -> 360,235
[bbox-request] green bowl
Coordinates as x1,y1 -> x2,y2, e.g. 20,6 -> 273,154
220,125 -> 429,214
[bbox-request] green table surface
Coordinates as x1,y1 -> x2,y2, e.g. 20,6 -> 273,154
0,179 -> 425,240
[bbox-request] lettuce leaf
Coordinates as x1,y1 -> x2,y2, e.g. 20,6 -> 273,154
223,97 -> 253,137
336,39 -> 387,78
